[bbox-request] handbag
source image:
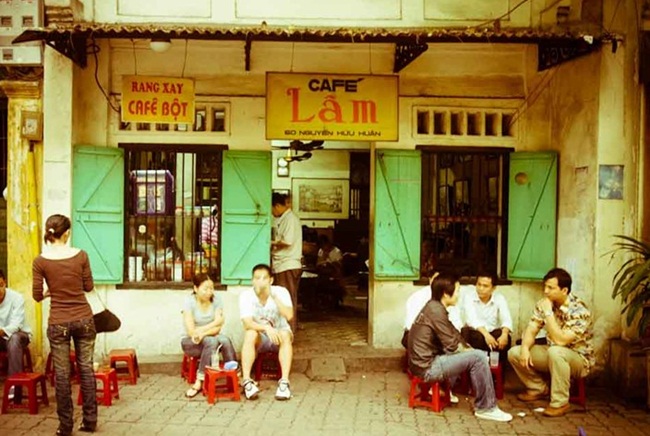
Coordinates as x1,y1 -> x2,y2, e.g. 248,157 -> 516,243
92,290 -> 121,333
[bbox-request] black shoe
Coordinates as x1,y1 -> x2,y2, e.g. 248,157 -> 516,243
78,422 -> 96,433
56,427 -> 72,436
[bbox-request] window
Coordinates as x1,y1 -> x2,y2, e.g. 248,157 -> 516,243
123,144 -> 223,285
421,148 -> 510,280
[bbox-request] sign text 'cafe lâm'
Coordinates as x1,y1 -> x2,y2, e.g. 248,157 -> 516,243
266,73 -> 398,141
121,75 -> 195,124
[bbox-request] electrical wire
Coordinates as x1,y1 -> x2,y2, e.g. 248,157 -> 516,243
181,39 -> 189,78
88,35 -> 120,114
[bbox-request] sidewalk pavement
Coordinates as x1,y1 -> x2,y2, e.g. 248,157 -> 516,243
1,371 -> 648,436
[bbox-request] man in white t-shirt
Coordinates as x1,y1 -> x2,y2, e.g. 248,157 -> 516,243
460,271 -> 512,362
239,264 -> 294,401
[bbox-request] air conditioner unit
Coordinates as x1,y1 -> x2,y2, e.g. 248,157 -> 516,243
0,0 -> 43,66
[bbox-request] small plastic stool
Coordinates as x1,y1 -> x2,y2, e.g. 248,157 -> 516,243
408,375 -> 452,412
45,351 -> 78,386
77,367 -> 120,406
203,367 -> 240,404
0,347 -> 33,374
1,372 -> 49,415
181,354 -> 200,384
109,348 -> 140,385
253,351 -> 281,381
569,377 -> 586,409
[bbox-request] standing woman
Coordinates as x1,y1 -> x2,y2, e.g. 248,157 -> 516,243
181,273 -> 237,398
33,214 -> 97,436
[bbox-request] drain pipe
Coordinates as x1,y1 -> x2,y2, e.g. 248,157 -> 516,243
26,140 -> 42,365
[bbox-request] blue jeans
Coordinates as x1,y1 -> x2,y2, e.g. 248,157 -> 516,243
0,331 -> 30,376
423,349 -> 497,411
181,334 -> 236,381
47,318 -> 97,432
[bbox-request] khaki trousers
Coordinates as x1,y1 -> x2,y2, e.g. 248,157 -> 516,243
508,344 -> 588,407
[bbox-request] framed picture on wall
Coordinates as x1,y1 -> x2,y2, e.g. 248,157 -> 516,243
291,178 -> 349,219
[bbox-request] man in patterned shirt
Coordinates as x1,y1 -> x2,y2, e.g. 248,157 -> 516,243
508,268 -> 594,417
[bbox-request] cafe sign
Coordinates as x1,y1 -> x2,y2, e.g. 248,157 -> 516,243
121,75 -> 195,124
266,73 -> 398,141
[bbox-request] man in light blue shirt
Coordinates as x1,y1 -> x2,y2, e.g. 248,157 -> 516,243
0,269 -> 32,380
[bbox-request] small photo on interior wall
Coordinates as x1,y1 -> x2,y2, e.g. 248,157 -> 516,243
598,165 -> 624,200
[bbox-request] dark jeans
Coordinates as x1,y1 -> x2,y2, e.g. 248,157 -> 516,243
0,331 -> 30,375
181,334 -> 236,381
47,318 -> 97,432
424,349 -> 497,411
461,327 -> 511,364
274,268 -> 301,331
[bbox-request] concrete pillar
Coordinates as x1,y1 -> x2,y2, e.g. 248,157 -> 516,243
0,79 -> 42,365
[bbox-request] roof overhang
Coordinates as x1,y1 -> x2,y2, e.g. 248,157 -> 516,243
13,23 -> 603,72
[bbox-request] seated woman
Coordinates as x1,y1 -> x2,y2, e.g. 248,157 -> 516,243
181,273 -> 237,398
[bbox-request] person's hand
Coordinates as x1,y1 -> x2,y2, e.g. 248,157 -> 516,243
497,334 -> 509,350
483,332 -> 499,350
519,347 -> 533,368
265,325 -> 281,345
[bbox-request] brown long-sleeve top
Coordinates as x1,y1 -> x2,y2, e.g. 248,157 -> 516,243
407,299 -> 466,378
32,250 -> 94,325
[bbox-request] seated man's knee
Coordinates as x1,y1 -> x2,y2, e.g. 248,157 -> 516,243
243,329 -> 259,345
202,336 -> 219,349
508,345 -> 522,362
7,333 -> 25,350
547,345 -> 566,361
278,330 -> 293,346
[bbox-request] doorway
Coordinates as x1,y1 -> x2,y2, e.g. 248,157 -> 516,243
272,145 -> 370,351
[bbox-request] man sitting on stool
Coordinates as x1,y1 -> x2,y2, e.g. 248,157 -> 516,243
508,268 -> 594,418
408,272 -> 512,422
0,269 -> 32,401
460,270 -> 512,364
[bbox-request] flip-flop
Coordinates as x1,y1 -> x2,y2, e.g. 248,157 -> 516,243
185,386 -> 201,398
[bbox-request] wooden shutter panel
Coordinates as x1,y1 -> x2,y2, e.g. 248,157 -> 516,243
374,150 -> 421,279
221,151 -> 271,285
72,145 -> 124,284
507,151 -> 558,280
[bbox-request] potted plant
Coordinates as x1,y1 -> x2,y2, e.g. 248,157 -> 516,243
609,235 -> 650,348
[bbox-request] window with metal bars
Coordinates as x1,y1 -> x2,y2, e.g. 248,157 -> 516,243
421,148 -> 511,280
122,144 -> 223,285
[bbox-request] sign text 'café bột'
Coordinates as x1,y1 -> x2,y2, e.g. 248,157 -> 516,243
121,75 -> 195,124
266,73 -> 398,141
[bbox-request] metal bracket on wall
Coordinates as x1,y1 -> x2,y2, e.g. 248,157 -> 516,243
44,33 -> 88,68
244,35 -> 252,71
393,42 -> 428,73
537,39 -> 599,71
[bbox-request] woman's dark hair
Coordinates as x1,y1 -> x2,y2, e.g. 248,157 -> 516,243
192,273 -> 214,302
430,272 -> 460,301
44,214 -> 71,244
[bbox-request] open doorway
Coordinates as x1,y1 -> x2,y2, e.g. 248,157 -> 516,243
272,143 -> 370,350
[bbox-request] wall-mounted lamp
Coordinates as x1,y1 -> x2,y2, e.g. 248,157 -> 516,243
556,6 -> 570,25
277,157 -> 290,177
150,38 -> 172,53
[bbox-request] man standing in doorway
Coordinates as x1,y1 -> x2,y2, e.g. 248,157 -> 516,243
508,268 -> 594,417
271,193 -> 302,331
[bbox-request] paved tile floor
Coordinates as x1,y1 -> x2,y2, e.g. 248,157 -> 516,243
1,370 -> 648,435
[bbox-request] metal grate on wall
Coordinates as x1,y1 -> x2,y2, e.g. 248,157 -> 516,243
414,107 -> 516,139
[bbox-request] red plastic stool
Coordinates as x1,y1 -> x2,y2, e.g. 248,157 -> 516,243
0,347 -> 33,375
45,351 -> 78,386
408,375 -> 452,412
569,377 -> 586,409
203,367 -> 240,404
109,349 -> 140,385
181,354 -> 200,384
253,351 -> 281,381
77,367 -> 120,406
1,372 -> 49,415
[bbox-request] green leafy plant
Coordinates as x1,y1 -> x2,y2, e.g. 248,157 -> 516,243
609,235 -> 650,340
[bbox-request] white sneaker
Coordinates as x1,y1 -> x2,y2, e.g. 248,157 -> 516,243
243,379 -> 259,400
449,390 -> 459,404
475,406 -> 513,422
275,379 -> 291,401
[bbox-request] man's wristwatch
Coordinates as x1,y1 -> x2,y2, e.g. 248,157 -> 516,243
544,310 -> 553,318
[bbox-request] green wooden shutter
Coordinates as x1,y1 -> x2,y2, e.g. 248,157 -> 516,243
72,145 -> 124,284
374,150 -> 421,279
221,151 -> 271,285
507,151 -> 558,280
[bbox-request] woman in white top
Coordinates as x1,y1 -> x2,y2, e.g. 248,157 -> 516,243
181,273 -> 236,398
